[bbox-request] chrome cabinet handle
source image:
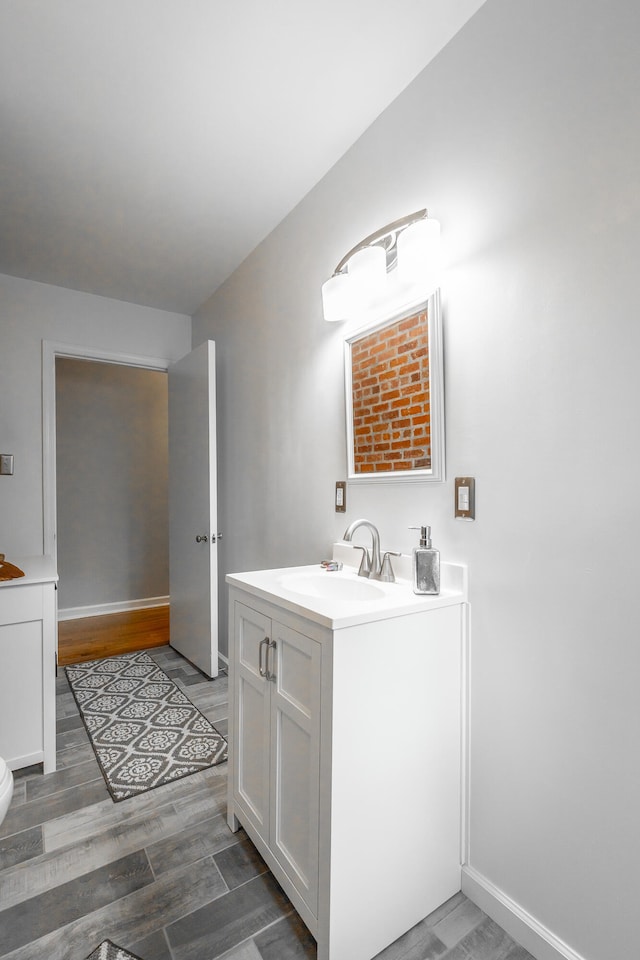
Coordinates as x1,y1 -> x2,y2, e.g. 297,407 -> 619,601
270,643 -> 277,682
266,640 -> 277,682
258,637 -> 269,677
258,638 -> 276,680
195,534 -> 208,543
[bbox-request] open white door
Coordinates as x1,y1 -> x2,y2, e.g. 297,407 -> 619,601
168,341 -> 218,678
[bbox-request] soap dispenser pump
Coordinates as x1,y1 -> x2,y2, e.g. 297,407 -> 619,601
409,525 -> 440,595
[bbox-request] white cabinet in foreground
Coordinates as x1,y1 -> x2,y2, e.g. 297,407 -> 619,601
0,556 -> 58,773
227,561 -> 468,960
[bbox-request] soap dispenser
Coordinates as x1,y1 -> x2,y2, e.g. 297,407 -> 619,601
409,525 -> 440,595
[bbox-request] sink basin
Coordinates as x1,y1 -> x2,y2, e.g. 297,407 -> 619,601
227,557 -> 466,629
278,571 -> 386,602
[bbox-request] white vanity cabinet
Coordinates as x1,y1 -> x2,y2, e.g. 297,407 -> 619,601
227,562 -> 468,960
0,556 -> 58,773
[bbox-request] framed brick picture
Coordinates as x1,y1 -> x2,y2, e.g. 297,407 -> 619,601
344,291 -> 445,481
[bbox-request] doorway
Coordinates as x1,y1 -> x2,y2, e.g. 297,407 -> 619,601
42,342 -> 171,663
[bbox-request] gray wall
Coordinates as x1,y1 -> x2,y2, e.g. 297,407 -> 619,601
0,273 -> 190,557
192,1 -> 640,958
55,358 -> 169,611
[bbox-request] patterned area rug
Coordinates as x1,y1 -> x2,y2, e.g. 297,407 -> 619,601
85,941 -> 143,960
66,651 -> 227,802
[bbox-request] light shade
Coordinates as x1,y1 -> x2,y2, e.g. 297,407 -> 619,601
322,210 -> 441,322
396,217 -> 441,295
321,272 -> 352,322
347,244 -> 386,300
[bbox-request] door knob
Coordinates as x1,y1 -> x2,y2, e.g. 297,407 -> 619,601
195,534 -> 208,543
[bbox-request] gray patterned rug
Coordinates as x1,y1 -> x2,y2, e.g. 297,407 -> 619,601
66,650 -> 227,802
86,941 -> 143,960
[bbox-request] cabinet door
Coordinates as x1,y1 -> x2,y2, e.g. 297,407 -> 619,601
0,584 -> 46,769
0,619 -> 44,766
233,603 -> 272,841
269,621 -> 321,914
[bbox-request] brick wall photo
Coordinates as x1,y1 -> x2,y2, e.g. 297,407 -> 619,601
350,308 -> 431,474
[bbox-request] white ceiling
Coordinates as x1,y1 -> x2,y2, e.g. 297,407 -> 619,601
0,0 -> 486,315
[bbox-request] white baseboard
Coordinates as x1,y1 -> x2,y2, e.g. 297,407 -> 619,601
58,596 -> 169,621
462,866 -> 586,960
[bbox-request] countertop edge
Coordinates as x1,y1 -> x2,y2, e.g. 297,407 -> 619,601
226,563 -> 467,630
0,555 -> 59,587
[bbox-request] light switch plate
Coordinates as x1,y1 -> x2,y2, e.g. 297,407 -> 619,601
0,454 -> 14,476
335,481 -> 346,513
455,477 -> 475,520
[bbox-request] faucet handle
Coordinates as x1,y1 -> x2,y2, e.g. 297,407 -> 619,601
380,551 -> 401,583
352,545 -> 371,578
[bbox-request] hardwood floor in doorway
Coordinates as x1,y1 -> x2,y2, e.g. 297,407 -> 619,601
57,605 -> 169,666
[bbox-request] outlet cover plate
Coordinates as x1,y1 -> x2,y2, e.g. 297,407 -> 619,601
455,477 -> 475,520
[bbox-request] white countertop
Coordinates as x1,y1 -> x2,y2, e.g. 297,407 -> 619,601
0,555 -> 58,587
226,557 -> 467,629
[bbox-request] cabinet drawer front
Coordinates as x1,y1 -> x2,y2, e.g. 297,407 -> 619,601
0,584 -> 44,625
274,623 -> 317,720
236,602 -> 271,679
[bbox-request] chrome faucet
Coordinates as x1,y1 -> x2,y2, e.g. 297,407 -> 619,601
343,519 -> 382,580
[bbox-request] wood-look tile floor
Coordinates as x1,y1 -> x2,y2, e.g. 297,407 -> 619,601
0,645 -> 535,960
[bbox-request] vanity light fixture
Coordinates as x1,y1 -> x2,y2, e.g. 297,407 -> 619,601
321,208 -> 441,323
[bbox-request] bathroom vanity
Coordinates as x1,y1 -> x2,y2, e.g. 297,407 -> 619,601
0,556 -> 58,772
226,553 -> 468,960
